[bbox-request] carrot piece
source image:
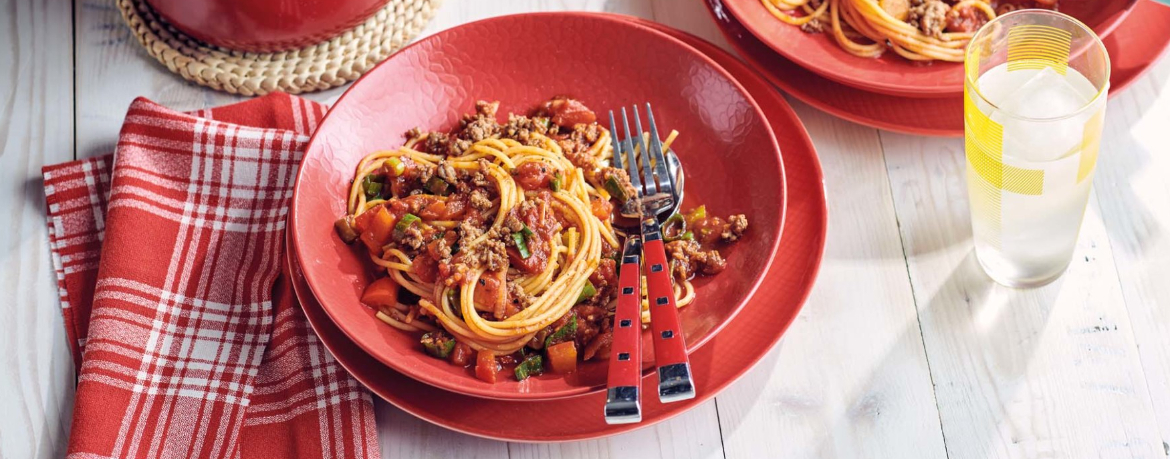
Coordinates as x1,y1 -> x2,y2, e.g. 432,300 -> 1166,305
359,206 -> 396,252
475,350 -> 498,383
360,277 -> 400,309
545,341 -> 578,374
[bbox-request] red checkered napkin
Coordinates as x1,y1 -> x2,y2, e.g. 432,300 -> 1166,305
43,93 -> 380,459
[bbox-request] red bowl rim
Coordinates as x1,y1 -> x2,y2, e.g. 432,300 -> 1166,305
289,11 -> 786,400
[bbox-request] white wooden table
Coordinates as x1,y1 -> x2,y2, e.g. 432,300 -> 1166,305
3,0 -> 1169,457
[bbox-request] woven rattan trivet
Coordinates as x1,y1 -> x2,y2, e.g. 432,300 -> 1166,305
117,0 -> 440,96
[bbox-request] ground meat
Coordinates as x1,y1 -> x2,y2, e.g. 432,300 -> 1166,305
909,0 -> 950,38
598,167 -> 637,201
424,132 -> 451,156
666,240 -> 728,279
504,212 -> 524,233
503,113 -> 552,146
433,236 -> 454,261
399,225 -> 426,251
447,100 -> 501,156
800,18 -> 825,33
467,239 -> 507,272
558,123 -> 603,171
506,281 -> 533,310
469,189 -> 493,211
473,100 -> 499,119
721,214 -> 749,242
458,219 -> 484,245
405,127 -> 424,141
436,160 -> 457,184
472,159 -> 493,188
462,118 -> 498,143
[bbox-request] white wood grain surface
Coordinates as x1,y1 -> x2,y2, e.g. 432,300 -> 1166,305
2,0 -> 1169,458
0,1 -> 76,458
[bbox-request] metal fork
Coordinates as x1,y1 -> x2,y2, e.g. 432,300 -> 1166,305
608,104 -> 696,413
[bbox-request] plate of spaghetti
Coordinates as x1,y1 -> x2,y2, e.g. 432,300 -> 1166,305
290,13 -> 786,400
720,0 -> 1136,97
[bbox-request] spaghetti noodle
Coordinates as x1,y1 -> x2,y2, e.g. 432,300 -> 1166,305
761,0 -> 1056,62
335,98 -> 748,383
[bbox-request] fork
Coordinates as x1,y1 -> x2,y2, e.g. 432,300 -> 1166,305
603,110 -> 645,425
610,104 -> 696,408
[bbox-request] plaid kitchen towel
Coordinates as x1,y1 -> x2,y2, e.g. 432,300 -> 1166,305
42,93 -> 380,459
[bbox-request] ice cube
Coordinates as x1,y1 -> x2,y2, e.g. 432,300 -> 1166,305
985,67 -> 1097,162
996,67 -> 1090,119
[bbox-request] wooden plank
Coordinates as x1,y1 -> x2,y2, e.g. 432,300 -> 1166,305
375,402 -> 510,459
71,0 -> 347,158
506,401 -> 725,459
714,100 -> 948,459
0,0 -> 77,458
1092,56 -> 1170,453
879,118 -> 1164,457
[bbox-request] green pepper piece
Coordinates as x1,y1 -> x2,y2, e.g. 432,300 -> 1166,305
421,332 -> 455,359
513,232 -> 531,258
604,176 -> 629,202
663,213 -> 687,242
576,280 -> 596,303
394,213 -> 420,239
550,172 -> 563,192
425,176 -> 450,196
385,157 -> 406,176
362,175 -> 383,198
544,313 -> 578,349
686,205 -> 707,225
514,354 -> 543,381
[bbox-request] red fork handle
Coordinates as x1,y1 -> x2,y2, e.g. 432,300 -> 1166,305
641,219 -> 695,402
604,235 -> 643,424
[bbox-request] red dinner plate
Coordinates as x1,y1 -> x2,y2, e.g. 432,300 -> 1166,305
721,0 -> 1136,98
286,17 -> 826,439
709,0 -> 1170,136
290,13 -> 786,401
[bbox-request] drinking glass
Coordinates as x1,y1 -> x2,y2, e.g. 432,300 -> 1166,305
964,10 -> 1110,287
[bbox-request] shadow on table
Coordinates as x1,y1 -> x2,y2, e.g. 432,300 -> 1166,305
1093,82 -> 1166,258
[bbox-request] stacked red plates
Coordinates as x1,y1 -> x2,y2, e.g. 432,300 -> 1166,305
712,0 -> 1170,136
288,12 -> 828,440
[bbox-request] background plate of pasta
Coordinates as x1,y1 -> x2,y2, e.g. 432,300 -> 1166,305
719,0 -> 1136,97
290,13 -> 787,400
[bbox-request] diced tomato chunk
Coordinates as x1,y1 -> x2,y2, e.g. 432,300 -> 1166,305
411,253 -> 439,283
450,342 -> 473,366
590,196 -> 613,220
540,98 -> 597,128
514,162 -> 553,191
475,350 -> 498,383
473,270 -> 508,318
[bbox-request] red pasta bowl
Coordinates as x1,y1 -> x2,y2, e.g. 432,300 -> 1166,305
290,13 -> 786,400
721,0 -> 1136,97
